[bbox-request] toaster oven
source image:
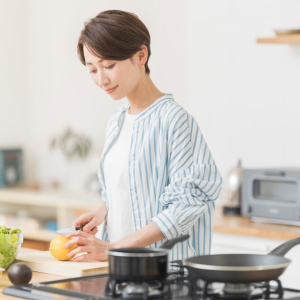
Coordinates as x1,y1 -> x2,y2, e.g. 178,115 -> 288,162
241,168 -> 300,226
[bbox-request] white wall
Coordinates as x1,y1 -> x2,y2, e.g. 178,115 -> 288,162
0,0 -> 29,147
185,0 -> 300,183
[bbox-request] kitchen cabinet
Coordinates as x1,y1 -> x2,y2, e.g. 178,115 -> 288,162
0,189 -> 101,244
212,232 -> 300,289
256,34 -> 300,44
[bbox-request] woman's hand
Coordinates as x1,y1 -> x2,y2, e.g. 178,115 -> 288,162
64,222 -> 164,262
72,203 -> 107,235
64,231 -> 114,261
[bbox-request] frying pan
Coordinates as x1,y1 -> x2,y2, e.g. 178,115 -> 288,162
185,237 -> 300,283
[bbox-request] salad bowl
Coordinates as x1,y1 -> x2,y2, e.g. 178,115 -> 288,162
0,226 -> 23,269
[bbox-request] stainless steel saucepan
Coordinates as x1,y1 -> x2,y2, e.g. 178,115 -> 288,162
106,234 -> 189,282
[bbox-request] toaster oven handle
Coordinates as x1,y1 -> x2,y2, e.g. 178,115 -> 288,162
264,171 -> 285,177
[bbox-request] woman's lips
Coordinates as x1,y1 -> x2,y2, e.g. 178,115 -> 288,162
105,86 -> 118,94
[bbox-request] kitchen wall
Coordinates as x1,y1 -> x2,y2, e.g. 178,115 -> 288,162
0,0 -> 185,191
0,0 -> 29,147
1,0 -> 300,193
185,0 -> 300,184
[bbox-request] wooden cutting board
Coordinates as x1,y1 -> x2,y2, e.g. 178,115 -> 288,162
16,251 -> 108,277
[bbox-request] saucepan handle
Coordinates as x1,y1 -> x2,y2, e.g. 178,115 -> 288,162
159,234 -> 190,250
268,237 -> 300,256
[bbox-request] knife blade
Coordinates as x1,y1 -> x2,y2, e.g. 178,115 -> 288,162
56,226 -> 83,235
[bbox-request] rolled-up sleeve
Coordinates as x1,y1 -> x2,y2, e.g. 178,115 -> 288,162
152,111 -> 222,239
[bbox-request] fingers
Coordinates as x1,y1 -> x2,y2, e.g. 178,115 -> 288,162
72,252 -> 108,262
72,253 -> 88,262
90,226 -> 98,235
82,220 -> 97,233
72,213 -> 98,233
63,233 -> 110,262
72,214 -> 91,228
64,232 -> 102,249
67,246 -> 87,258
67,244 -> 108,261
65,231 -> 90,244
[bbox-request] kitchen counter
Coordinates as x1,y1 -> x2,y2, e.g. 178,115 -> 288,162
214,204 -> 300,241
0,270 -> 67,300
0,247 -> 109,299
1,211 -> 300,299
0,248 -> 67,299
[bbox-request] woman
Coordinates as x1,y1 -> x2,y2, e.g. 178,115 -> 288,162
64,10 -> 222,262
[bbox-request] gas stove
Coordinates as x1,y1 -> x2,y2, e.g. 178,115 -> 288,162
4,263 -> 300,300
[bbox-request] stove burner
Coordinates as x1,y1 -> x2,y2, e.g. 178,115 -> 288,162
104,260 -> 185,299
104,260 -> 286,300
259,280 -> 284,299
223,283 -> 253,295
202,279 -> 284,300
120,282 -> 150,299
105,278 -> 171,299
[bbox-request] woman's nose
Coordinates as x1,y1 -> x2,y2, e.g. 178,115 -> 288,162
97,71 -> 109,87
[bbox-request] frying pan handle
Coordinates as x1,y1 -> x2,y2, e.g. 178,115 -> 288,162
269,237 -> 300,256
159,234 -> 190,249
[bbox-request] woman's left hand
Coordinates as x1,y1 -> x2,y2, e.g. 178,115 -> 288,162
64,231 -> 114,261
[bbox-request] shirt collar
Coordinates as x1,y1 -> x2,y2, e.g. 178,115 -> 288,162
118,93 -> 175,123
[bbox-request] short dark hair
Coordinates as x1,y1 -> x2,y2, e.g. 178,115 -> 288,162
77,10 -> 151,74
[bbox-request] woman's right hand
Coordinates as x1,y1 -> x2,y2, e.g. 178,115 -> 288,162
72,203 -> 107,235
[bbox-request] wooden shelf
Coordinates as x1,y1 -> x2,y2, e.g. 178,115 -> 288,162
257,34 -> 300,44
0,189 -> 100,209
0,188 -> 101,242
22,228 -> 57,242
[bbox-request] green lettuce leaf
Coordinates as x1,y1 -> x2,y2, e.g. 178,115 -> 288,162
0,226 -> 22,269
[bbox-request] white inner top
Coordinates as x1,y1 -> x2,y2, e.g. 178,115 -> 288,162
104,109 -> 140,242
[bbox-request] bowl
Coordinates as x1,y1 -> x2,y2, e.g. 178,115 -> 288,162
0,231 -> 23,269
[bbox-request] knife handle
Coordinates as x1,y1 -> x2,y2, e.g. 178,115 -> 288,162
75,226 -> 95,231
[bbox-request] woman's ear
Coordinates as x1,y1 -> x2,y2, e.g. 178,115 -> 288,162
137,45 -> 148,66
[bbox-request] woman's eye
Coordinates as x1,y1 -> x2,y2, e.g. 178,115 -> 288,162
89,70 -> 97,74
105,64 -> 115,70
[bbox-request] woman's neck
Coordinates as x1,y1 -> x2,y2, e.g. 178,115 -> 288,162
127,75 -> 164,115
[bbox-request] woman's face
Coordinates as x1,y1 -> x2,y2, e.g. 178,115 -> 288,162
83,45 -> 143,100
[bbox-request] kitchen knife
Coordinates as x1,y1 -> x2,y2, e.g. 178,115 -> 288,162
56,226 -> 83,235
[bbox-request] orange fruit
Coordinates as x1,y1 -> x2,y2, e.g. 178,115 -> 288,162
49,235 -> 77,261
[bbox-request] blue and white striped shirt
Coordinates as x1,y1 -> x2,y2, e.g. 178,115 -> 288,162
98,93 -> 222,260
